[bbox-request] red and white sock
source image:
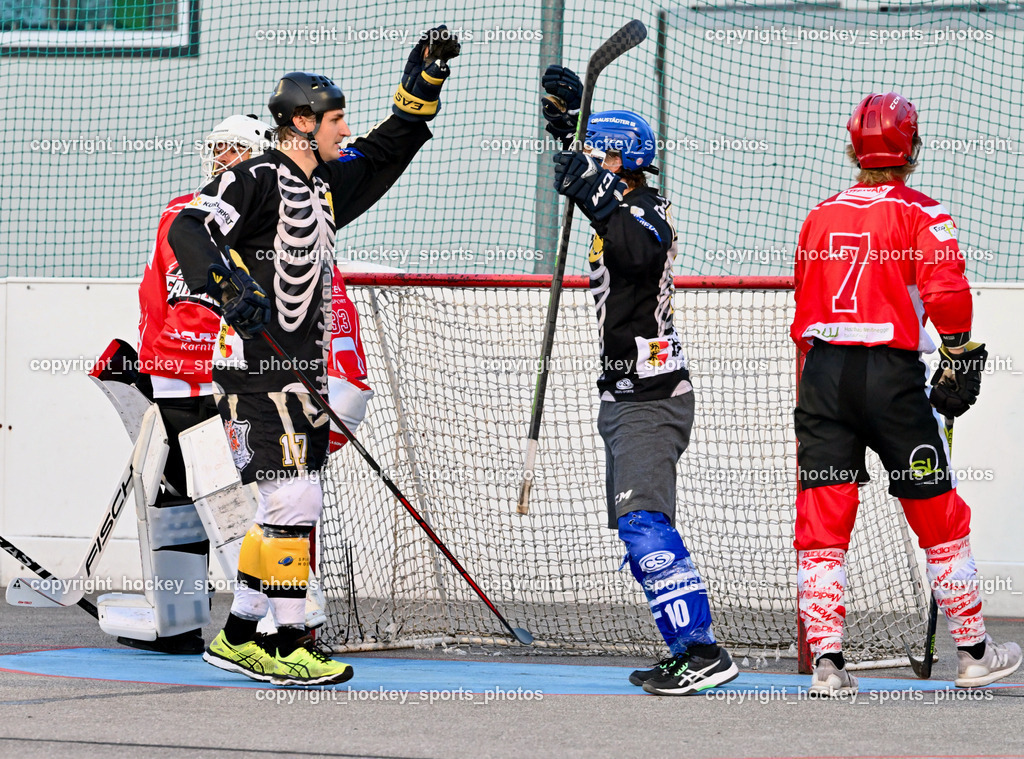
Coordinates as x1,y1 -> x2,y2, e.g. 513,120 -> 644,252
797,548 -> 847,656
926,536 -> 986,647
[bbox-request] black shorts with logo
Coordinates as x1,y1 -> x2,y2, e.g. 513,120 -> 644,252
795,341 -> 953,500
216,392 -> 330,485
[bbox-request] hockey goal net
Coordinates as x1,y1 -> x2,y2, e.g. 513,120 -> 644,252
317,273 -> 928,667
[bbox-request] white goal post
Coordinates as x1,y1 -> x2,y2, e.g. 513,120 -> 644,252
314,273 -> 928,669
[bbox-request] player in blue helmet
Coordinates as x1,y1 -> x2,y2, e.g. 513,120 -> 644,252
585,110 -> 659,174
542,64 -> 738,695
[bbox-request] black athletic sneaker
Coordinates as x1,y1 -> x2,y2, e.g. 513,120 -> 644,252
117,628 -> 204,655
629,656 -> 677,686
641,647 -> 739,696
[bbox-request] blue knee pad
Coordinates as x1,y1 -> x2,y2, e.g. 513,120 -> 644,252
618,510 -> 715,654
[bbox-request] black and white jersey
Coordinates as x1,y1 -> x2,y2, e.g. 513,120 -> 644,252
588,185 -> 690,402
170,116 -> 430,395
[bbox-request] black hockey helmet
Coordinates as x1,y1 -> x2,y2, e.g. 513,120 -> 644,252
269,72 -> 346,128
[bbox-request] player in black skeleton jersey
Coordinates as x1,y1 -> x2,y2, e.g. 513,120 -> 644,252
543,65 -> 738,695
170,27 -> 460,686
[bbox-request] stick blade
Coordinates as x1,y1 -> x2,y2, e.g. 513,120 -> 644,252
512,627 -> 535,645
587,19 -> 648,79
903,642 -> 933,679
6,576 -> 83,608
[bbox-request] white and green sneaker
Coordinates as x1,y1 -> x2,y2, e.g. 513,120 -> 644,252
629,656 -> 677,687
203,631 -> 276,683
642,647 -> 739,696
272,637 -> 354,686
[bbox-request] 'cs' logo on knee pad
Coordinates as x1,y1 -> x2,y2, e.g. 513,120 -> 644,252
638,550 -> 674,573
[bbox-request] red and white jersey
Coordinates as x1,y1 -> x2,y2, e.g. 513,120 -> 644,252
791,179 -> 972,353
328,266 -> 371,390
138,193 -> 221,397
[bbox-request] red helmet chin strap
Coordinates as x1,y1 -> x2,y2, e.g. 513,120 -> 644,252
847,92 -> 918,169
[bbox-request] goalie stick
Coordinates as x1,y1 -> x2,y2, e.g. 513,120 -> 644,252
211,251 -> 534,646
517,19 -> 648,515
0,535 -> 99,618
906,415 -> 954,679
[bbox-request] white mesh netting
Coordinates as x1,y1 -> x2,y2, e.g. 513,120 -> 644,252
317,277 -> 927,666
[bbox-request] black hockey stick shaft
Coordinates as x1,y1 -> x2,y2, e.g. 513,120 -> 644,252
908,415 -> 953,678
517,19 -> 648,515
258,329 -> 533,645
0,534 -> 99,618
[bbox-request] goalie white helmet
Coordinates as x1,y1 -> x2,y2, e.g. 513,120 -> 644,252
200,113 -> 274,182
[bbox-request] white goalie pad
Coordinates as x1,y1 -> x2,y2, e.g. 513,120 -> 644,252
132,405 -> 169,516
180,416 -> 327,629
98,405 -> 210,639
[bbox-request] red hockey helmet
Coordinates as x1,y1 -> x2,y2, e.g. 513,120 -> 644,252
847,92 -> 919,168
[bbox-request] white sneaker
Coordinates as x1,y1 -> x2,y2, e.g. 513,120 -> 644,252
956,635 -> 1022,688
807,656 -> 858,697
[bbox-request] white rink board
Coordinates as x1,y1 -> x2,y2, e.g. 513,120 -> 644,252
0,278 -> 1021,614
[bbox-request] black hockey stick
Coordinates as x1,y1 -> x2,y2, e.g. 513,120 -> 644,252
517,19 -> 648,515
210,251 -> 532,645
906,415 -> 954,678
1,534 -> 99,618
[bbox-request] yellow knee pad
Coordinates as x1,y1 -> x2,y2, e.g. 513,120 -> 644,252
236,524 -> 266,591
260,525 -> 310,598
236,524 -> 310,598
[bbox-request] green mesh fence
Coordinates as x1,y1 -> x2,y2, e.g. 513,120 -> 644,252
0,0 -> 1021,280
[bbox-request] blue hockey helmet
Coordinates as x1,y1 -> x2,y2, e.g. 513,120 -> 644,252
585,110 -> 659,173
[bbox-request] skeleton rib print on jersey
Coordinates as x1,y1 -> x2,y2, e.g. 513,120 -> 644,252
273,164 -> 336,333
589,235 -> 611,356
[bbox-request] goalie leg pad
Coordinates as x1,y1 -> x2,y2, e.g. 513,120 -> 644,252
900,490 -> 971,549
797,548 -> 847,657
618,510 -> 715,655
794,483 -> 860,551
926,536 -> 986,647
148,494 -> 208,550
144,494 -> 211,636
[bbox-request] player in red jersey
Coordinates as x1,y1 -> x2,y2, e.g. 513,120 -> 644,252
122,115 -> 274,654
791,92 -> 1020,694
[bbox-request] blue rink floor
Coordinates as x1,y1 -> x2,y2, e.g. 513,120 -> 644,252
1,646 -> 1016,698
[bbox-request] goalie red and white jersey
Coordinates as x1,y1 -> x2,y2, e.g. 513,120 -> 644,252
790,179 -> 972,353
328,266 -> 370,387
138,192 -> 220,396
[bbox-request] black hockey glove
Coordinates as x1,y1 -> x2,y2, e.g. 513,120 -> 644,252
553,150 -> 624,222
541,65 -> 582,141
206,249 -> 271,340
393,24 -> 461,122
929,341 -> 988,418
